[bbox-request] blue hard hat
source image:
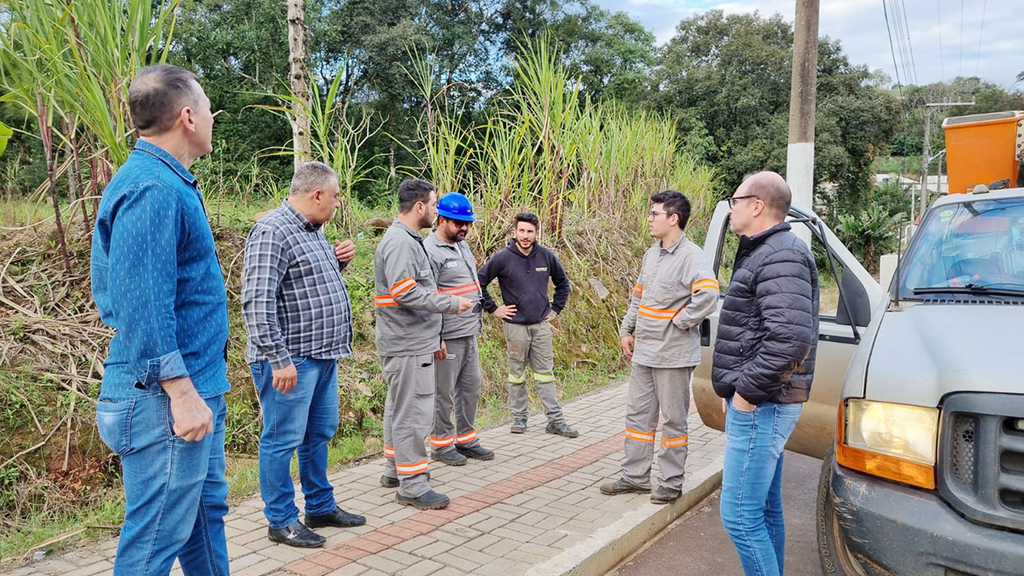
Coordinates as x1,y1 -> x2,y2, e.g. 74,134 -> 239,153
437,192 -> 475,222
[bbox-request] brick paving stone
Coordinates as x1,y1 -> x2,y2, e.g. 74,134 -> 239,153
8,381 -> 727,576
393,559 -> 443,576
431,552 -> 483,572
474,557 -> 527,576
356,554 -> 406,574
324,564 -> 369,576
410,541 -> 454,558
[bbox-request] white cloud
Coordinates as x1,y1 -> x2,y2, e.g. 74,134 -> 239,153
594,0 -> 1023,88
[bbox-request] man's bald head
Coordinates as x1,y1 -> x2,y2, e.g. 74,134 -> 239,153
129,65 -> 201,136
740,171 -> 791,221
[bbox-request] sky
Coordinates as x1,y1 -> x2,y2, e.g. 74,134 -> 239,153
592,0 -> 1023,89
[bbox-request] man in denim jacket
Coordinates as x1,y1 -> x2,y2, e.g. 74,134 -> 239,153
91,65 -> 230,575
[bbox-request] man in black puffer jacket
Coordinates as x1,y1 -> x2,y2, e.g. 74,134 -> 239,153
713,171 -> 818,576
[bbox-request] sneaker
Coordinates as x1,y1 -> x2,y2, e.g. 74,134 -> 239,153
268,521 -> 325,548
431,449 -> 468,466
396,489 -> 450,510
305,506 -> 366,528
651,485 -> 682,505
545,421 -> 579,438
599,478 -> 651,495
510,417 -> 527,434
456,444 -> 495,461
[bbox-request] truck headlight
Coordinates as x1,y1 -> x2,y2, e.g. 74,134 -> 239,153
836,399 -> 938,489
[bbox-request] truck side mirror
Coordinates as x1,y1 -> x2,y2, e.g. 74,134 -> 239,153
836,270 -> 871,327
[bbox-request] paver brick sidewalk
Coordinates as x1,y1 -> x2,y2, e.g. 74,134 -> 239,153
6,382 -> 725,576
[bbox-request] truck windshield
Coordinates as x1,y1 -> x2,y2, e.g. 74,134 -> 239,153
897,197 -> 1024,299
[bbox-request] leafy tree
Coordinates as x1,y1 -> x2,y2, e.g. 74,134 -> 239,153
652,10 -> 900,209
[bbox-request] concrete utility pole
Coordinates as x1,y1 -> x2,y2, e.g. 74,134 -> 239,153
786,0 -> 819,222
919,101 -> 974,218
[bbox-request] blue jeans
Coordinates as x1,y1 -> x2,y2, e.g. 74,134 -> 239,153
720,399 -> 802,576
251,357 -> 340,529
95,393 -> 229,576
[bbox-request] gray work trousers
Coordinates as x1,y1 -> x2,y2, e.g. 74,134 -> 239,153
621,364 -> 692,490
503,321 -> 564,424
381,354 -> 435,498
431,336 -> 483,452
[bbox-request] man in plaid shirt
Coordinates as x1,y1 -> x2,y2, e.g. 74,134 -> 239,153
242,162 -> 366,548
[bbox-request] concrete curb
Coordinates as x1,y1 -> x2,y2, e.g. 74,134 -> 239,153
525,455 -> 725,576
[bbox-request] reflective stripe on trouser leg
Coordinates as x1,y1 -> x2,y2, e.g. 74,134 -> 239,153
504,322 -> 531,418
381,354 -> 435,498
528,322 -> 564,424
654,366 -> 692,490
434,336 -> 482,449
621,363 -> 659,489
453,336 -> 483,446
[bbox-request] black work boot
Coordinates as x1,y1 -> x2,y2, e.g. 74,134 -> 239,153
456,443 -> 495,461
431,448 -> 468,466
599,478 -> 651,495
651,485 -> 682,505
305,506 -> 367,528
396,489 -> 450,510
510,417 -> 527,434
268,521 -> 325,548
545,421 -> 579,438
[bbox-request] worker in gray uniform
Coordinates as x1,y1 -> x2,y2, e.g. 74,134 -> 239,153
600,190 -> 719,504
374,179 -> 473,510
424,192 -> 494,465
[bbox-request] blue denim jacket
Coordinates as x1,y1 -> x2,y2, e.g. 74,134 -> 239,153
91,141 -> 230,399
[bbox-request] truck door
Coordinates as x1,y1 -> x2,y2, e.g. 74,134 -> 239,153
692,201 -> 885,459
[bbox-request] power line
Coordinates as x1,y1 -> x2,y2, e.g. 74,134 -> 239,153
958,0 -> 965,77
882,0 -> 903,95
975,0 -> 987,77
937,0 -> 946,81
899,0 -> 918,85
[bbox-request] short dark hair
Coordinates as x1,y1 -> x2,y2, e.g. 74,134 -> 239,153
398,179 -> 435,213
650,190 -> 691,230
129,65 -> 200,136
514,212 -> 539,231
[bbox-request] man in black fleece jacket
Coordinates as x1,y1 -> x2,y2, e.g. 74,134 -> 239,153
478,212 -> 577,437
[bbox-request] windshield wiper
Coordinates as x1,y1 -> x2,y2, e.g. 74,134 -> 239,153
912,284 -> 1024,297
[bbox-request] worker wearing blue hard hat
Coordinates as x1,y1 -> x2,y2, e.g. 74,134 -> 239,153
423,192 -> 495,466
436,191 -> 476,223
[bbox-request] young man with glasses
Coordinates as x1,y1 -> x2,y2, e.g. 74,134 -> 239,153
600,190 -> 719,504
423,192 -> 494,466
713,171 -> 819,575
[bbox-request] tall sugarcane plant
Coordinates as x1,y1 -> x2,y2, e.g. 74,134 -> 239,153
0,0 -> 179,262
405,37 -> 721,252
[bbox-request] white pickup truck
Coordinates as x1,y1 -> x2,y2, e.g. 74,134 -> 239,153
692,187 -> 1024,575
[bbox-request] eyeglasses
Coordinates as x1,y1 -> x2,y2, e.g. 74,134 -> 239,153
728,195 -> 760,208
648,210 -> 669,219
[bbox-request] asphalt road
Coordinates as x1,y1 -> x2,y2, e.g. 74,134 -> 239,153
609,451 -> 823,576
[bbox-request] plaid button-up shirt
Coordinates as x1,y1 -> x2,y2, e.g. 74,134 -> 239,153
242,200 -> 353,368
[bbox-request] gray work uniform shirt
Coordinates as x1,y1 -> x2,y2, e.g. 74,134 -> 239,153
241,200 -> 353,369
618,234 -> 719,368
424,232 -> 483,340
374,219 -> 460,357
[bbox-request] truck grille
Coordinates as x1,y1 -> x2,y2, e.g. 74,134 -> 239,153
938,393 -> 1024,532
